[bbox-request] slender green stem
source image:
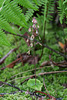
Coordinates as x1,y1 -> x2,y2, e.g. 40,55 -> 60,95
43,0 -> 48,43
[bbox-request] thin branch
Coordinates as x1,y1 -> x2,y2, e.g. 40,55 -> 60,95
0,91 -> 18,96
38,70 -> 67,76
21,75 -> 34,85
0,81 -> 63,100
10,65 -> 51,79
49,55 -> 67,67
35,91 -> 53,99
43,78 -> 50,95
0,81 -> 42,98
0,81 -> 23,92
7,70 -> 67,83
43,78 -> 55,99
5,31 -> 67,59
0,54 -> 31,70
0,47 -> 18,65
0,91 -> 42,98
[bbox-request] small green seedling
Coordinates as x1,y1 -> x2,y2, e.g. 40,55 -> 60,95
27,79 -> 43,91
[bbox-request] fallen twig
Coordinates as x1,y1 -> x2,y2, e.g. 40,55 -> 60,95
43,78 -> 51,96
0,81 -> 22,92
43,78 -> 55,99
5,31 -> 67,59
7,70 -> 67,83
0,81 -> 63,99
35,91 -> 53,99
0,55 -> 23,70
0,47 -> 18,65
21,75 -> 35,85
49,55 -> 67,68
10,66 -> 51,79
0,53 -> 39,70
0,91 -> 18,96
0,92 -> 62,100
0,81 -> 43,98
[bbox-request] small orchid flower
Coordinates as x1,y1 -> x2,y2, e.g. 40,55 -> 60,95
28,27 -> 31,32
32,17 -> 37,24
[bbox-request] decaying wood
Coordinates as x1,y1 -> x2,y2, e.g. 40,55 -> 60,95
49,55 -> 67,67
40,61 -> 50,67
0,53 -> 39,70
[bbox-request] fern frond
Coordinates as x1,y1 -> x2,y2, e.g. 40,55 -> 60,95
32,0 -> 38,5
63,0 -> 67,16
42,0 -> 54,23
0,0 -> 4,7
8,1 -> 27,25
0,2 -> 26,27
35,0 -> 45,6
57,0 -> 66,24
0,16 -> 15,34
25,9 -> 34,21
25,0 -> 47,22
0,29 -> 10,46
15,0 -> 37,10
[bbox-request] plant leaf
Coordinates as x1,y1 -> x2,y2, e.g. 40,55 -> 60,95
27,79 -> 43,91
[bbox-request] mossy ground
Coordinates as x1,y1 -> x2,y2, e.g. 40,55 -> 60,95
0,24 -> 67,100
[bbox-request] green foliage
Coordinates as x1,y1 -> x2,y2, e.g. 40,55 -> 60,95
0,17 -> 15,34
0,0 -> 67,46
0,0 -> 4,7
0,93 -> 32,100
0,0 -> 37,46
0,0 -> 67,100
27,79 -> 43,91
15,0 -> 37,10
0,29 -> 10,46
0,1 -> 27,27
58,0 -> 67,24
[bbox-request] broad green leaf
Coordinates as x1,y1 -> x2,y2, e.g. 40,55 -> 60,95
27,79 -> 43,91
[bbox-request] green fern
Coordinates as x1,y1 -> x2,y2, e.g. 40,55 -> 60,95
0,0 -> 38,46
0,16 -> 15,34
57,0 -> 67,24
63,0 -> 67,22
0,0 -> 4,7
0,0 -> 67,46
42,0 -> 54,22
7,1 -> 27,25
0,2 -> 26,27
0,29 -> 10,46
41,0 -> 54,37
15,0 -> 37,10
25,9 -> 34,21
32,0 -> 38,5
